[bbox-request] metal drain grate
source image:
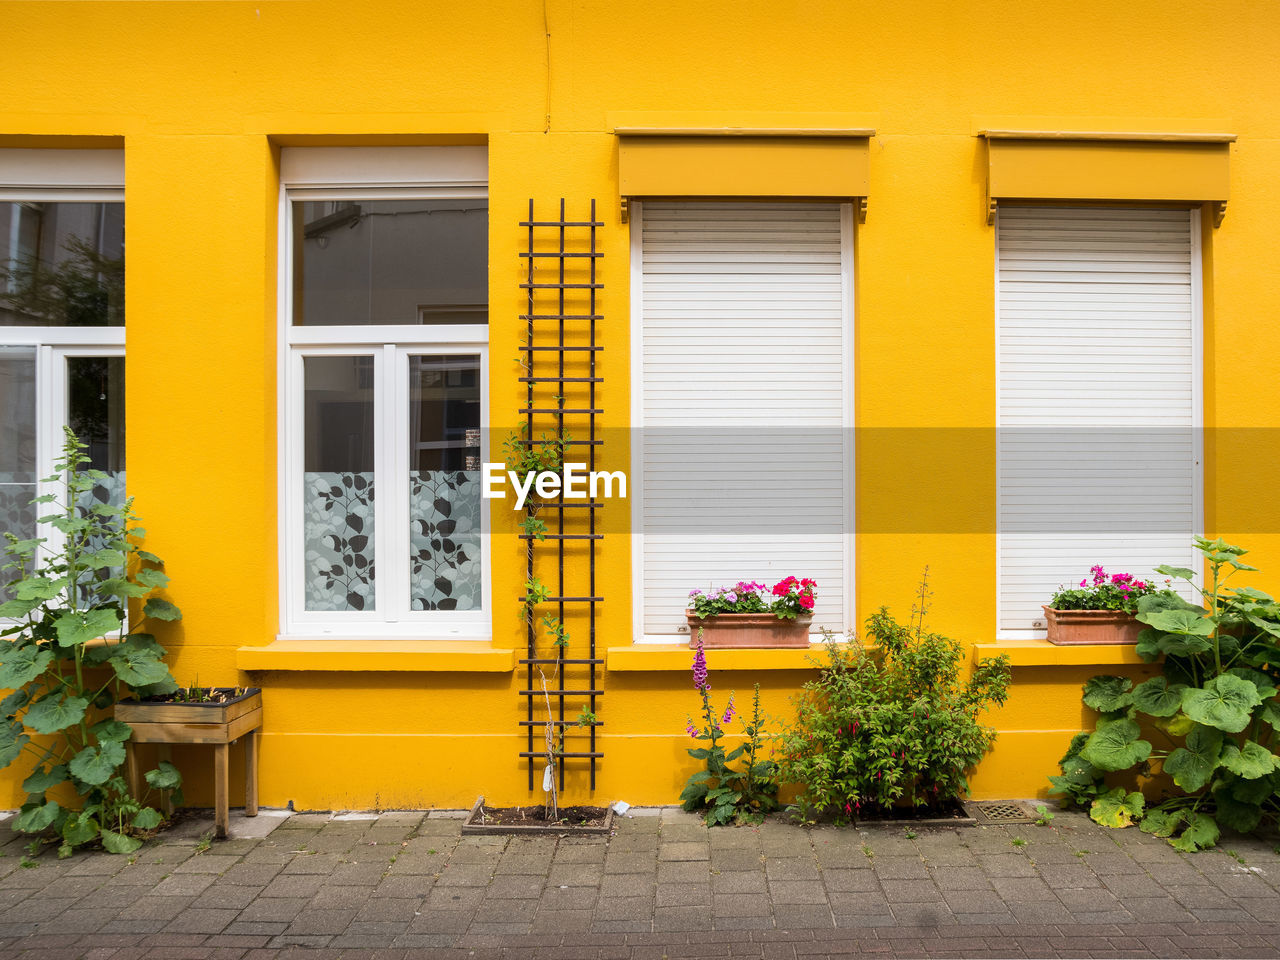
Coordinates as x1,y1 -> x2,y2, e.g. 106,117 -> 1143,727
972,800 -> 1038,824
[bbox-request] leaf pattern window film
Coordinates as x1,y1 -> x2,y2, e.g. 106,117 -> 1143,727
303,356 -> 375,612
409,356 -> 481,611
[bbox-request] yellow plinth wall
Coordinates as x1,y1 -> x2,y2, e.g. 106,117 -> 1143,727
4,0 -> 1280,811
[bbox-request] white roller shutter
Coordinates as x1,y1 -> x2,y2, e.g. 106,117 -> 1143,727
997,206 -> 1201,633
636,201 -> 851,637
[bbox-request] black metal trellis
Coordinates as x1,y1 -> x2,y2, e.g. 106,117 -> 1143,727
517,199 -> 604,791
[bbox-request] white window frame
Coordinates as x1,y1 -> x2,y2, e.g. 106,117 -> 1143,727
0,158 -> 126,569
628,199 -> 857,644
993,204 -> 1205,639
277,149 -> 491,639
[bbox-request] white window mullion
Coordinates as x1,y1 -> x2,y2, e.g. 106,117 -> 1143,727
374,345 -> 396,622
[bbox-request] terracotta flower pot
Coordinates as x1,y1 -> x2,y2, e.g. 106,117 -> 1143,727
1042,606 -> 1143,646
686,612 -> 813,648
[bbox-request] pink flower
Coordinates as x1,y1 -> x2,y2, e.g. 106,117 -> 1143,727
1079,579 -> 1088,588
692,637 -> 709,691
685,721 -> 699,738
722,696 -> 735,725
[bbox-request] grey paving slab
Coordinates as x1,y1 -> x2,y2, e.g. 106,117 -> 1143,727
2,806 -> 1280,957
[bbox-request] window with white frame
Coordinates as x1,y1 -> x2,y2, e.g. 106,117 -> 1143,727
631,200 -> 854,641
0,150 -> 126,588
280,147 -> 490,637
996,205 -> 1202,634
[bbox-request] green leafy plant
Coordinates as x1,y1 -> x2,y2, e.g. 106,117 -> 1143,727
1034,803 -> 1055,826
0,430 -> 184,856
775,572 -> 1011,823
1057,537 -> 1280,851
679,634 -> 779,825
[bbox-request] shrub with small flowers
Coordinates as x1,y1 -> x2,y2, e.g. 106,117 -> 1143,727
688,577 -> 816,622
679,632 -> 779,825
1049,565 -> 1176,614
775,571 -> 1011,824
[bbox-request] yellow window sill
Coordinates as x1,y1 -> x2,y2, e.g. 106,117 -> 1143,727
606,644 -> 832,672
235,639 -> 517,673
973,639 -> 1148,668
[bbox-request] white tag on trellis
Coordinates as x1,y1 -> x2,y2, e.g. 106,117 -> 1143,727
542,765 -> 554,792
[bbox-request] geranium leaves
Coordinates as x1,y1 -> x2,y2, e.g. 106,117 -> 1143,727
1079,719 -> 1151,772
1181,674 -> 1264,733
1169,812 -> 1220,852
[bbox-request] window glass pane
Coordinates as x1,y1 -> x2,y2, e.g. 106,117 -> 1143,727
409,355 -> 480,611
0,347 -> 37,552
0,202 -> 125,327
303,356 -> 375,612
292,200 -> 487,326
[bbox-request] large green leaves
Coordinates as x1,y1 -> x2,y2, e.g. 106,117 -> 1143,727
1139,808 -> 1183,837
142,598 -> 182,622
144,760 -> 182,791
109,647 -> 171,686
90,719 -> 132,743
0,646 -> 54,689
1169,812 -> 1220,852
1212,787 -> 1263,834
15,799 -> 60,833
100,828 -> 142,855
68,740 -> 126,786
1080,719 -> 1151,772
1130,677 -> 1187,717
0,720 -> 30,769
53,608 -> 122,647
1090,787 -> 1145,828
1181,674 -> 1264,733
1219,741 -> 1280,779
1162,724 -> 1222,792
1082,676 -> 1134,712
22,693 -> 88,735
1138,608 -> 1215,636
22,763 -> 68,794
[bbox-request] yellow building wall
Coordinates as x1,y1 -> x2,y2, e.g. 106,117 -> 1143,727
3,0 -> 1280,810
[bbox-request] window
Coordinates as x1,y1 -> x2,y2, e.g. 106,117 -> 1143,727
631,200 -> 854,641
0,150 -> 125,586
996,205 -> 1202,634
280,148 -> 490,637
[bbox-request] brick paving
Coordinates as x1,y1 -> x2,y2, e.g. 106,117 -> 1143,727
0,806 -> 1277,958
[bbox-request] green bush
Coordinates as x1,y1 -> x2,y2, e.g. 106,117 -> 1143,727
1053,537 -> 1280,851
0,430 -> 183,856
776,575 -> 1010,823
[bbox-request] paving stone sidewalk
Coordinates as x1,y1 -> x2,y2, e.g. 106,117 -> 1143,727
0,805 -> 1277,959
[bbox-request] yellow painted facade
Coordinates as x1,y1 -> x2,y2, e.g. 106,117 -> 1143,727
4,0 -> 1280,810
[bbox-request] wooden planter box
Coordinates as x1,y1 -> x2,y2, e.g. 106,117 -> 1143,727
1043,607 -> 1142,646
686,612 -> 812,648
116,688 -> 263,839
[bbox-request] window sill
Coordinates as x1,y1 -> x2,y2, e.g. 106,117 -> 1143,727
973,639 -> 1149,668
235,638 -> 517,673
606,644 -> 833,672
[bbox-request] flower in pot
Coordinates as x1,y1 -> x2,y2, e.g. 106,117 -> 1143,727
686,577 -> 816,648
1044,565 -> 1178,645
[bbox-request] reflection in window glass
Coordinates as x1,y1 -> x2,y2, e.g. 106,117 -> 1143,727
303,356 -> 375,612
0,347 -> 36,548
0,202 -> 125,327
409,356 -> 481,612
292,200 -> 487,326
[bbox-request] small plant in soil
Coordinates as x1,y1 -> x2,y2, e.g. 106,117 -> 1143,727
678,632 -> 779,826
1035,804 -> 1055,826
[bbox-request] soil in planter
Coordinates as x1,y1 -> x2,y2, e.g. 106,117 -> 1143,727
475,804 -> 609,829
794,797 -> 974,826
138,687 -> 249,705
